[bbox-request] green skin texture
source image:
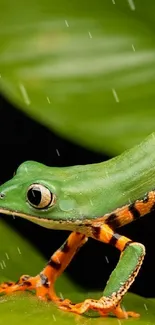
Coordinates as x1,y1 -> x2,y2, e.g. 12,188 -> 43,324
103,244 -> 144,297
0,157 -> 143,297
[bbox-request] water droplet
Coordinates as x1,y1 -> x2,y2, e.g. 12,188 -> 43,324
19,83 -> 31,105
112,88 -> 119,103
65,20 -> 69,27
127,0 -> 135,11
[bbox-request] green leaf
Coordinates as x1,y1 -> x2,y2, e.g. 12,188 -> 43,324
0,219 -> 154,325
0,0 -> 155,154
1,293 -> 155,325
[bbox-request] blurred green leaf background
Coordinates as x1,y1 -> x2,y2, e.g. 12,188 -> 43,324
0,0 -> 155,155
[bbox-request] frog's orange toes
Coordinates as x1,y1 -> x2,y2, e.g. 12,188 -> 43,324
0,273 -> 62,302
0,275 -> 32,293
59,298 -> 140,318
0,275 -> 39,295
113,304 -> 140,318
0,281 -> 15,292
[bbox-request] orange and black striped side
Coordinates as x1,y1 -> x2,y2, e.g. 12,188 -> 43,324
90,190 -> 155,251
105,190 -> 155,229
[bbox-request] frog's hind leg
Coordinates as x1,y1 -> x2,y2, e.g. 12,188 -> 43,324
59,225 -> 145,318
0,232 -> 87,303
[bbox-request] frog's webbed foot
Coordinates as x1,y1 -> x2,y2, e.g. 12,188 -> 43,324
59,297 -> 140,318
0,273 -> 62,302
0,275 -> 34,293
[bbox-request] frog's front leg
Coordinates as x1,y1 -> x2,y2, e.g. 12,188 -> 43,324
0,231 -> 87,302
60,224 -> 145,318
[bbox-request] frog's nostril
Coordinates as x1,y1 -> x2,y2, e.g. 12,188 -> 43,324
0,193 -> 5,199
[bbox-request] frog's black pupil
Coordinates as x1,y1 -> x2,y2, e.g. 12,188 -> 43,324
27,188 -> 41,206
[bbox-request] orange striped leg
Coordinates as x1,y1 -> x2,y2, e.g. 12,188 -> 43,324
0,232 -> 87,303
59,224 -> 145,318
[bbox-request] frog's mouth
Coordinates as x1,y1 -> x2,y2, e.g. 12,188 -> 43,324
0,208 -> 91,233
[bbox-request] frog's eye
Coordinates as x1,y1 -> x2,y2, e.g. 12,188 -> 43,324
27,184 -> 55,209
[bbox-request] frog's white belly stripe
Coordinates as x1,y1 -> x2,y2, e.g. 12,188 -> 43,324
0,208 -> 91,234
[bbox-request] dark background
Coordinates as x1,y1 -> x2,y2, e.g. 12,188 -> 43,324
0,94 -> 154,297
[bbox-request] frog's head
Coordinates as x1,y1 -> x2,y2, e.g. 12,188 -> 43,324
0,161 -> 84,230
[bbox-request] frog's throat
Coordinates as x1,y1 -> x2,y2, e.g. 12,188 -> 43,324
0,208 -> 92,233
